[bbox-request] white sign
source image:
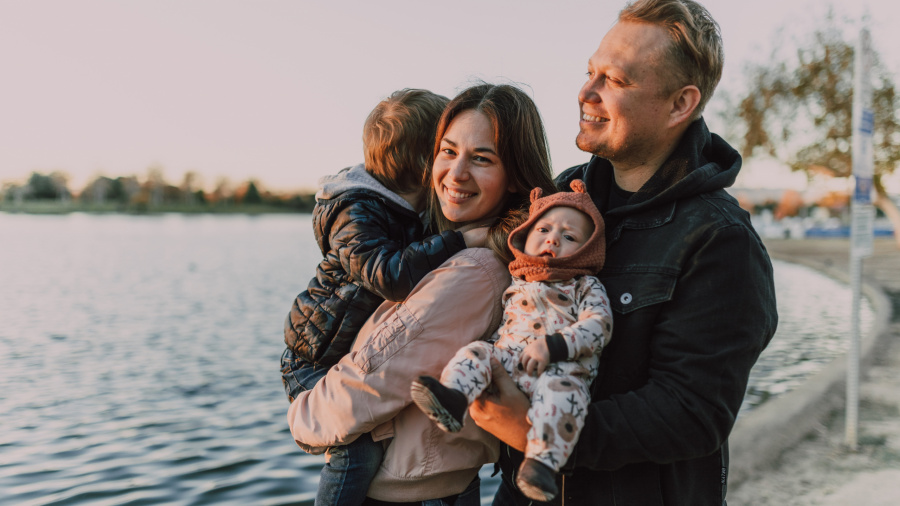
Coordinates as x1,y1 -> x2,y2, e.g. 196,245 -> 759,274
851,204 -> 874,257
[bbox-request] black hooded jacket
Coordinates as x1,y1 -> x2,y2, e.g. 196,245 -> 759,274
497,120 -> 778,505
284,164 -> 465,366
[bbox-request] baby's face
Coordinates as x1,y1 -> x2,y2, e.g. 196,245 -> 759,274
523,207 -> 593,259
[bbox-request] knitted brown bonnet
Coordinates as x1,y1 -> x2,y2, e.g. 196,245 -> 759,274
507,180 -> 606,282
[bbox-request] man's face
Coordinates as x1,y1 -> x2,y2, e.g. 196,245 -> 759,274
576,21 -> 675,168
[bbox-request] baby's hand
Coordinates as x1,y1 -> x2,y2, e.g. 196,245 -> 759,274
461,226 -> 489,248
519,340 -> 550,376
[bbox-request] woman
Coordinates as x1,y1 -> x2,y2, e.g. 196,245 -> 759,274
287,83 -> 557,505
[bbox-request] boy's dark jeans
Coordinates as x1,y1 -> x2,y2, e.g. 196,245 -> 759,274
281,347 -> 330,402
281,348 -> 384,506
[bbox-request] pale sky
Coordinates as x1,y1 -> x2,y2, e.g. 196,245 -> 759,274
1,0 -> 897,194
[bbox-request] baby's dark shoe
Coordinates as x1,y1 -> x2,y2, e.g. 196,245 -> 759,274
516,457 -> 558,502
410,375 -> 467,432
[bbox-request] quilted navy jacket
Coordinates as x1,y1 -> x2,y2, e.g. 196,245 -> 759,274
284,164 -> 465,366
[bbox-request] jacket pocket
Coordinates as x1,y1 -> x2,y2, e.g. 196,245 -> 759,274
603,268 -> 677,314
351,303 -> 424,373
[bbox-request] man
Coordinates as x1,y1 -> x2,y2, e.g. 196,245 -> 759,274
469,1 -> 778,504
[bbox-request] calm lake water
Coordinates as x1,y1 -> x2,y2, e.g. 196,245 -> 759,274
0,213 -> 873,505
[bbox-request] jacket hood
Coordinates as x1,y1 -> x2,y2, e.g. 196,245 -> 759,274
316,163 -> 416,212
507,180 -> 606,282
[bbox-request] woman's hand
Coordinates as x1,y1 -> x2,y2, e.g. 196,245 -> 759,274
469,358 -> 531,452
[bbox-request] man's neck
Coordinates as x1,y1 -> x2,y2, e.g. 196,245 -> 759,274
609,128 -> 685,192
611,163 -> 661,192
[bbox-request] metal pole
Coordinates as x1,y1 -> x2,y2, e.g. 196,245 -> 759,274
846,247 -> 861,450
846,26 -> 873,450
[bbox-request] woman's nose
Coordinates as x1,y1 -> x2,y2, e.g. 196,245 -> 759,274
447,159 -> 470,181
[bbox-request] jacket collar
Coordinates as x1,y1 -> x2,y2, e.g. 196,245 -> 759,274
316,163 -> 417,213
582,118 -> 740,233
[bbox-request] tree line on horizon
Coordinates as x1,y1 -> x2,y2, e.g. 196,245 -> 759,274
2,11 -> 899,239
1,166 -> 880,228
0,168 -> 317,213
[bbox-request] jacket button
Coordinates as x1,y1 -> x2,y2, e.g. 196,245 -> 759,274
620,293 -> 633,304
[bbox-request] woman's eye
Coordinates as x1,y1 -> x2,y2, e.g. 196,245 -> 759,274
473,155 -> 490,163
441,148 -> 456,156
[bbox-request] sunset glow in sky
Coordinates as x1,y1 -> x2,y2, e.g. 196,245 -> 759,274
1,0 -> 898,194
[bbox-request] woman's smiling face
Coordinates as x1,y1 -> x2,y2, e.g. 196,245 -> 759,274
432,109 -> 514,226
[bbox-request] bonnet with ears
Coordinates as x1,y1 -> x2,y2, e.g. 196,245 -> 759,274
507,180 -> 606,282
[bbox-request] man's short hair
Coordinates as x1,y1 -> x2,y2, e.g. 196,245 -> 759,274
620,0 -> 723,120
363,89 -> 449,194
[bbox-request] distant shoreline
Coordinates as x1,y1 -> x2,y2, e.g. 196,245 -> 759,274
0,201 -> 312,215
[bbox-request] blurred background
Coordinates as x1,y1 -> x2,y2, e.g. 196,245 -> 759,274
0,1 -> 895,504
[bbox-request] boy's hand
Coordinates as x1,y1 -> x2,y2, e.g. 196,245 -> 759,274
461,225 -> 489,248
519,339 -> 550,376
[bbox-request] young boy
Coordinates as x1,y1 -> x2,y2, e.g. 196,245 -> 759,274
281,88 -> 482,506
410,180 -> 614,502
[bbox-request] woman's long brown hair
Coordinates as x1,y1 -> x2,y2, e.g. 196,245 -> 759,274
425,83 -> 556,263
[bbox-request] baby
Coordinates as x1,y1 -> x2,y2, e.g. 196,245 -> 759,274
411,180 -> 613,502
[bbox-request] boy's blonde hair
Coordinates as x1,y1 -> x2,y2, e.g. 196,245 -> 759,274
363,89 -> 450,194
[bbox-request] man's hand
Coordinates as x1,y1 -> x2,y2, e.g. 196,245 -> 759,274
469,358 -> 530,452
519,339 -> 550,376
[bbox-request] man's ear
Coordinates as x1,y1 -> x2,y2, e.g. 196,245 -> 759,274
668,85 -> 701,128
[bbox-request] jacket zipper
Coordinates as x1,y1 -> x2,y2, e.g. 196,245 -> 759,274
561,475 -> 565,506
